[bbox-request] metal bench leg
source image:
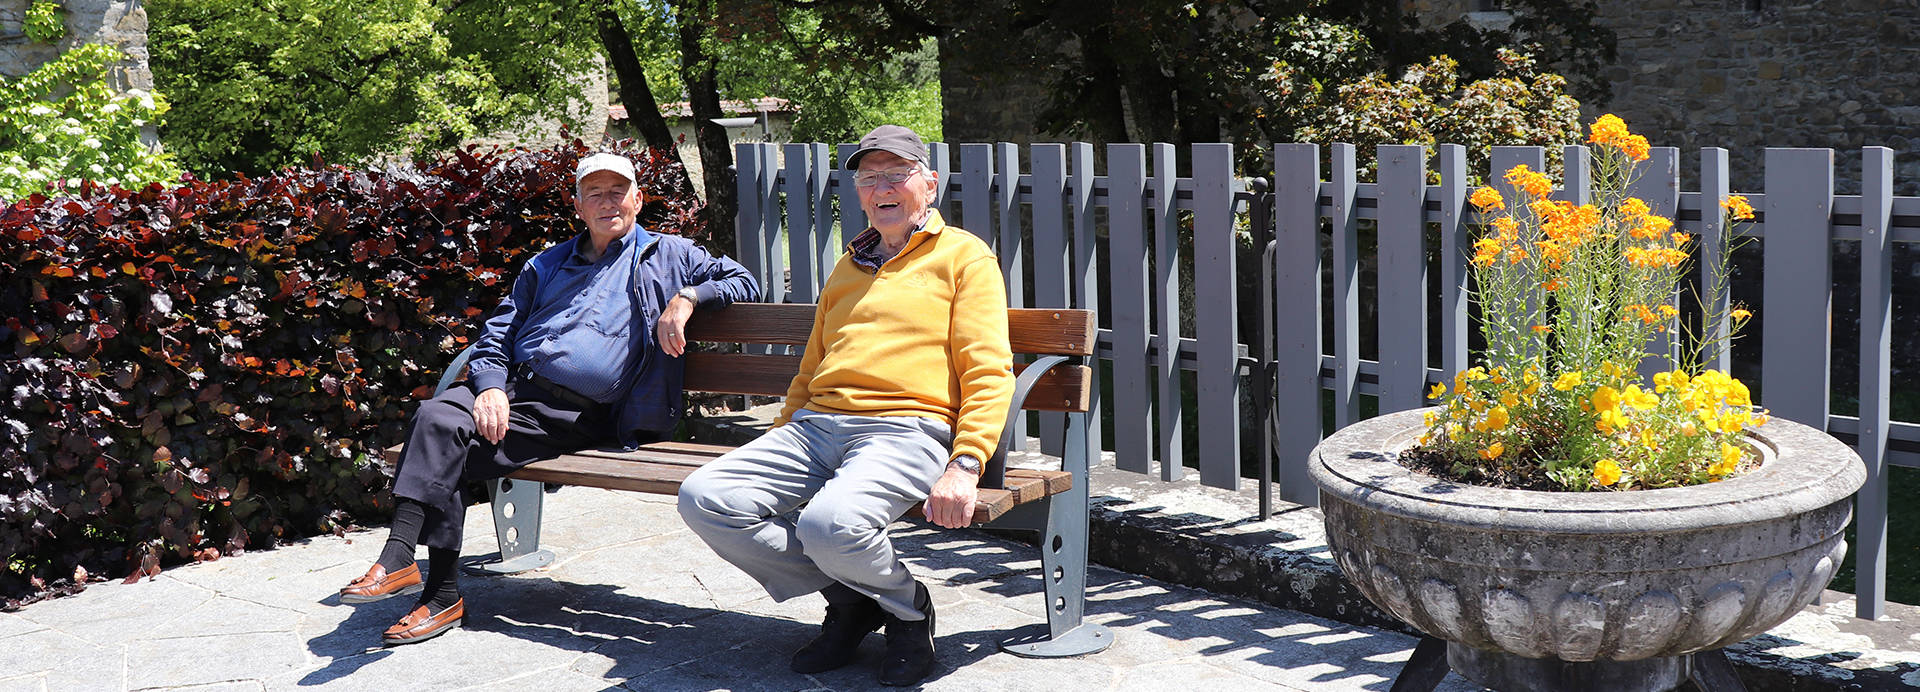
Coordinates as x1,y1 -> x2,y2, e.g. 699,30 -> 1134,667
462,477 -> 556,575
1000,410 -> 1113,657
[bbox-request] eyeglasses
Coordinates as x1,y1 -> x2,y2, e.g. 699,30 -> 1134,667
852,165 -> 921,187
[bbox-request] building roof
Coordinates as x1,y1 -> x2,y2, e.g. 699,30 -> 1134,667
607,97 -> 793,121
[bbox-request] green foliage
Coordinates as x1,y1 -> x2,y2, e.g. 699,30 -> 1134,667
0,44 -> 180,200
610,2 -> 942,144
1296,50 -> 1582,183
148,0 -> 602,177
0,143 -> 704,602
23,1 -> 65,43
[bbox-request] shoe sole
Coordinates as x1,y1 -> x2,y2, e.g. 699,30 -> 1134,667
382,617 -> 464,646
340,582 -> 424,604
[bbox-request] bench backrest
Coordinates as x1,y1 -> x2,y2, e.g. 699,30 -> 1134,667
681,303 -> 1096,415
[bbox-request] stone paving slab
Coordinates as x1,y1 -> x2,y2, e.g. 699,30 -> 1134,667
0,485 -> 1486,692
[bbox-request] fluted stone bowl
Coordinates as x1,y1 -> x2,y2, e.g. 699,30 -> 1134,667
1311,409 -> 1865,663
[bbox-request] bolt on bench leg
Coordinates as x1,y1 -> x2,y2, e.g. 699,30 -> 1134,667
462,477 -> 556,575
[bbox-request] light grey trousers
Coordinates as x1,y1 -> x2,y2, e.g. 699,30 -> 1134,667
677,409 -> 952,620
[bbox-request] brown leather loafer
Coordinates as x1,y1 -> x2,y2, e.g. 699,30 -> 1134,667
339,563 -> 423,604
382,599 -> 464,645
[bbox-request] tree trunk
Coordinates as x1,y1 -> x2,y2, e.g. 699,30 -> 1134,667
676,1 -> 737,253
595,0 -> 680,158
1069,27 -> 1131,145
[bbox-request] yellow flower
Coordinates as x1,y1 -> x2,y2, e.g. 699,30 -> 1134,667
1470,186 -> 1505,211
1731,308 -> 1753,321
1522,380 -> 1541,397
1500,390 -> 1518,408
1623,384 -> 1659,411
1553,371 -> 1583,391
1428,382 -> 1446,400
1601,361 -> 1626,378
1486,406 -> 1510,431
1719,441 -> 1744,469
1593,459 -> 1622,486
1722,195 -> 1755,221
1532,324 -> 1552,334
1591,385 -> 1622,412
1479,442 -> 1505,460
1658,304 -> 1679,318
1681,421 -> 1697,436
1424,410 -> 1440,426
1598,407 -> 1629,433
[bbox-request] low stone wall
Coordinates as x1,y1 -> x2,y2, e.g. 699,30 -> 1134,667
1,0 -> 148,89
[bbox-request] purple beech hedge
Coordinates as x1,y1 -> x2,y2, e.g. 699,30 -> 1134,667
0,142 -> 708,603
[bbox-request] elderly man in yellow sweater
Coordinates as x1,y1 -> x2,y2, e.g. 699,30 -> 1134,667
678,125 -> 1013,686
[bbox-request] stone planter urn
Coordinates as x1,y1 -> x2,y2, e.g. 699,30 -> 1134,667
1310,409 -> 1865,692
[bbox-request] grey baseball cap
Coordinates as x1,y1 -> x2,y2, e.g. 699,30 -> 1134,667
843,125 -> 929,169
574,152 -> 637,184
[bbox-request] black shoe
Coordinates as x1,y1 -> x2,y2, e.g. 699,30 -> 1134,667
878,582 -> 937,686
791,589 -> 886,673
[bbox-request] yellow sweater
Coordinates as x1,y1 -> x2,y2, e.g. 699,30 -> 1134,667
775,211 -> 1014,465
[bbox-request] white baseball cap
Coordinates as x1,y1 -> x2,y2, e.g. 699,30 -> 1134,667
574,153 -> 637,185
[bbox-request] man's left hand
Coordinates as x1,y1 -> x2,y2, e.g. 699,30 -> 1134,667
657,294 -> 694,357
925,467 -> 979,529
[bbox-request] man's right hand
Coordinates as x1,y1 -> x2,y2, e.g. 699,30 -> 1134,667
474,387 -> 510,444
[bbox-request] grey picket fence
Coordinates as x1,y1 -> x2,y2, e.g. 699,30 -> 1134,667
731,141 -> 1915,622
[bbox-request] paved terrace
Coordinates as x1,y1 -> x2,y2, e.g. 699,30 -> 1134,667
2,418 -> 1917,691
0,482 -> 1481,692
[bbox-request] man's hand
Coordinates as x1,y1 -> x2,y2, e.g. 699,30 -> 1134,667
925,466 -> 979,529
657,294 -> 695,357
473,387 -> 509,444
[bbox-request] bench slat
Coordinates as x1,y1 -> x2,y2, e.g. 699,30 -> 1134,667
683,354 -> 1091,413
507,456 -> 695,495
683,303 -> 1095,357
637,441 -> 733,457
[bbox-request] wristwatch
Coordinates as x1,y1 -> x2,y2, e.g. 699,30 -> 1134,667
948,454 -> 982,475
676,286 -> 700,305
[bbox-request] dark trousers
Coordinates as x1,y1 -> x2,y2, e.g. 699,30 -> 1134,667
391,379 -> 613,550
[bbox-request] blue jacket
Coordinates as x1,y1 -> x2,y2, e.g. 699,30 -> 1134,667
468,228 -> 759,447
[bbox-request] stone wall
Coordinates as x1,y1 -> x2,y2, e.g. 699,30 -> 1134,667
1,0 -> 149,89
1421,0 -> 1920,195
947,2 -> 1920,194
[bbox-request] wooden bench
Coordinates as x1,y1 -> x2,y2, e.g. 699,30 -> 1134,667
389,303 -> 1112,657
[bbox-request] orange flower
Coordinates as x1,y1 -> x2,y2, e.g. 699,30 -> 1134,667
1470,186 -> 1505,211
1722,195 -> 1755,221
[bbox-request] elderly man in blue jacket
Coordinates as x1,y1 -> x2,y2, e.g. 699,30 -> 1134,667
336,153 -> 759,645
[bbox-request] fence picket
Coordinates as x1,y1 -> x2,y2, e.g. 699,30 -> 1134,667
1152,143 -> 1183,481
758,143 -> 784,304
1193,143 -> 1240,490
929,142 -> 953,218
1700,148 -> 1731,373
1438,145 -> 1469,382
837,143 -> 865,241
810,142 -> 833,296
1857,146 -> 1894,621
1376,144 -> 1427,414
1274,143 -> 1322,506
998,143 -> 1027,450
1031,144 -> 1071,457
783,143 -> 816,303
1108,144 -> 1152,474
959,144 -> 994,244
733,143 -> 766,295
1329,144 -> 1360,429
1071,143 -> 1103,465
1761,148 -> 1834,430
1632,148 -> 1682,381
1560,145 -> 1591,205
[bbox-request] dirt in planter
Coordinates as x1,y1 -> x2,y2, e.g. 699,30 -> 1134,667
1395,446 -> 1586,492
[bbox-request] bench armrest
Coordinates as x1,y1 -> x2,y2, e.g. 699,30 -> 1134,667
983,354 -> 1070,490
435,345 -> 481,398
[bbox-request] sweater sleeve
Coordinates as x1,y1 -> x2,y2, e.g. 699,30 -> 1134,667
773,298 -> 831,428
946,253 -> 1015,465
467,256 -> 541,393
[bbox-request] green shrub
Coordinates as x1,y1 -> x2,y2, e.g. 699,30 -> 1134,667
0,142 -> 703,603
0,44 -> 180,199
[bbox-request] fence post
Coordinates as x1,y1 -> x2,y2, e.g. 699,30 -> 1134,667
1558,145 -> 1591,205
1152,143 -> 1183,481
837,143 -> 865,243
929,142 -> 953,218
1760,148 -> 1834,431
1857,146 -> 1894,621
1107,144 -> 1152,475
1274,143 -> 1322,507
1192,143 -> 1240,490
810,142 -> 833,297
734,143 -> 766,288
1376,144 -> 1428,415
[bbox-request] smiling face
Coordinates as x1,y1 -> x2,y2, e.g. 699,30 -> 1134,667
573,170 -> 643,245
855,150 -> 937,239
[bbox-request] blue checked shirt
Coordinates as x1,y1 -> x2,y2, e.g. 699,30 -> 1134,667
468,225 -> 758,445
